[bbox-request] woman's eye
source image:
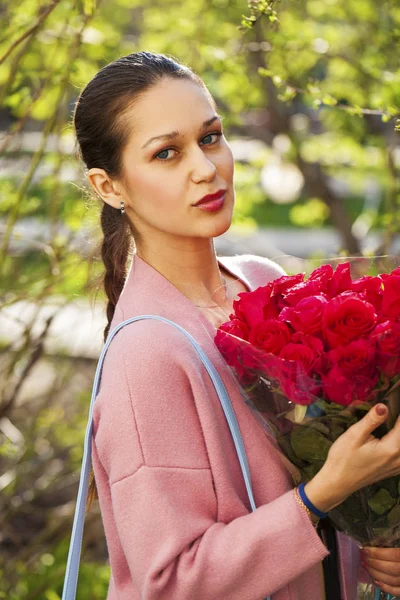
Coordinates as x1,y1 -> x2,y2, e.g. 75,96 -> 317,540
154,131 -> 223,162
201,132 -> 222,145
156,148 -> 175,160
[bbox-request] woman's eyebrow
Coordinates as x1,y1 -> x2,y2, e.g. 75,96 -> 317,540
141,115 -> 222,150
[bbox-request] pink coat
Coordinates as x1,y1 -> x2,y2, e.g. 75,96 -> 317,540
92,253 -> 369,600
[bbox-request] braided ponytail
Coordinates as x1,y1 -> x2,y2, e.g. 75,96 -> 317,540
73,51 -> 209,513
86,203 -> 133,511
100,203 -> 134,342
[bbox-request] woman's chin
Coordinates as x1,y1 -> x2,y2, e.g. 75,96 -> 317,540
214,217 -> 233,238
200,211 -> 233,238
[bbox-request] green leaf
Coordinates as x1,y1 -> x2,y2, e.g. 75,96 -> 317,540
276,433 -> 304,468
308,421 -> 331,436
346,105 -> 363,117
278,85 -> 297,102
82,0 -> 96,15
306,83 -> 321,95
322,94 -> 337,107
45,591 -> 61,600
294,404 -> 307,423
367,489 -> 396,515
290,425 -> 331,462
258,67 -> 272,78
302,461 -> 325,481
387,504 -> 400,528
272,74 -> 283,87
372,527 -> 396,540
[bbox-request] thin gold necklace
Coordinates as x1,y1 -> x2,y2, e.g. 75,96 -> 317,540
194,274 -> 228,308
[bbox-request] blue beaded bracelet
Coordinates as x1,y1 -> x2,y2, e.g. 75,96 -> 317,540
298,482 -> 328,519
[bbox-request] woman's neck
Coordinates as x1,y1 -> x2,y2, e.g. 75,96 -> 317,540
135,240 -> 227,307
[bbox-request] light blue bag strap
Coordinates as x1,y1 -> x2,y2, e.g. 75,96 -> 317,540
62,315 -> 270,600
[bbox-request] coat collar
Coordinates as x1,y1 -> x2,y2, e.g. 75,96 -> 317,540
113,253 -> 251,351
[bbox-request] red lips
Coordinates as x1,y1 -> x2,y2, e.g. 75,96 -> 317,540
194,189 -> 227,206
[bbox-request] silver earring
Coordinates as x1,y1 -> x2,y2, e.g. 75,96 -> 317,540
120,200 -> 125,215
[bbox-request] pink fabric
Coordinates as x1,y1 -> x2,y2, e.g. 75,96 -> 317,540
91,253 -> 369,600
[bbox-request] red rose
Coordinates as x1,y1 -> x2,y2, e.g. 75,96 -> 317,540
248,319 -> 291,355
327,339 -> 376,377
240,339 -> 286,385
290,332 -> 325,373
277,338 -> 322,405
279,376 -> 320,405
215,328 -> 239,367
371,320 -> 400,379
326,263 -> 352,297
272,273 -> 305,296
381,274 -> 400,320
308,264 -> 334,293
279,340 -> 320,373
372,320 -> 400,354
322,293 -> 377,349
351,276 -> 383,311
279,295 -> 328,335
292,332 -> 324,352
322,366 -> 378,406
282,279 -> 325,307
271,273 -> 305,309
215,329 -> 256,384
219,316 -> 249,340
232,284 -> 278,328
253,350 -> 288,384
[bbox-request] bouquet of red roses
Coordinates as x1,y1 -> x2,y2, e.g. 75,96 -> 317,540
215,258 -> 400,600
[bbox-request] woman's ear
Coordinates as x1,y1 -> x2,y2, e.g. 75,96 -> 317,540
87,168 -> 124,209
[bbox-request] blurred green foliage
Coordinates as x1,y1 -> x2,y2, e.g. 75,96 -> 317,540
0,540 -> 110,600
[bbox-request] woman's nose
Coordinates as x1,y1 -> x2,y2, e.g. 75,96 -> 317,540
189,146 -> 217,183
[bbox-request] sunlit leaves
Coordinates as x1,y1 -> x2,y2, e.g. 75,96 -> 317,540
290,198 -> 330,227
244,0 -> 400,127
81,0 -> 96,16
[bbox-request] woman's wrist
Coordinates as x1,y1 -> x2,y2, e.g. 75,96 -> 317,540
298,483 -> 329,518
303,472 -> 346,513
293,487 -> 319,527
293,487 -> 320,527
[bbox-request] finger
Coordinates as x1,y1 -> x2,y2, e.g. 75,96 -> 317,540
363,564 -> 400,588
350,404 -> 388,444
362,547 -> 400,562
381,415 -> 400,448
363,558 -> 400,578
373,579 -> 400,597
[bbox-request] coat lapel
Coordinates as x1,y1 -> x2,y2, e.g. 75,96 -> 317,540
114,253 -> 250,363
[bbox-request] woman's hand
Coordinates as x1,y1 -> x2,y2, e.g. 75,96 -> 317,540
360,547 -> 400,596
304,404 -> 400,513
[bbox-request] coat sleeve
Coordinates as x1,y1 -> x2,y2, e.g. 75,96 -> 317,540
94,320 -> 329,600
110,466 -> 328,599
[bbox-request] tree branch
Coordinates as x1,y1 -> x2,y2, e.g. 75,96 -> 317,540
0,0 -> 63,66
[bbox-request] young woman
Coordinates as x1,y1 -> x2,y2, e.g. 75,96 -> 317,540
73,51 -> 400,599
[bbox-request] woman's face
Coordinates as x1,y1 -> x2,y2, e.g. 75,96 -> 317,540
118,77 -> 235,245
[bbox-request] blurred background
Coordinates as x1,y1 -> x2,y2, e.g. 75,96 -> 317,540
0,0 -> 399,597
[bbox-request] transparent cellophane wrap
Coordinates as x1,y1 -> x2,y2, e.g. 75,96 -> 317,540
216,256 -> 400,600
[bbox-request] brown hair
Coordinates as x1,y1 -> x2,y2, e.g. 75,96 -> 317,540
73,51 -> 209,512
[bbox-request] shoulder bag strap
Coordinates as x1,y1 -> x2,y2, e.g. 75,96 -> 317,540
62,315 -> 270,600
